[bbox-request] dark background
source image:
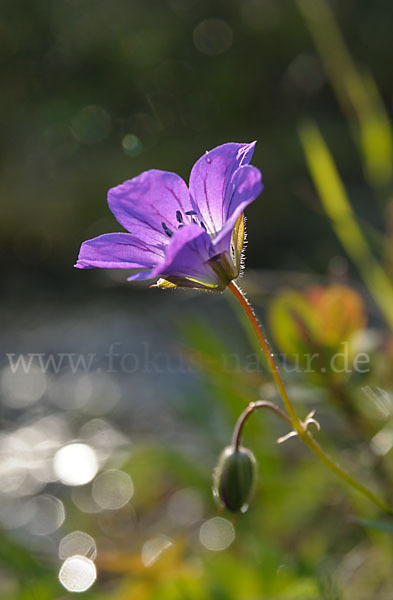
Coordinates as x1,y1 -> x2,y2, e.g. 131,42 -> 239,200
2,0 -> 392,299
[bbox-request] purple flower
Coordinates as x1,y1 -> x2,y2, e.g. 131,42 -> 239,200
75,142 -> 263,290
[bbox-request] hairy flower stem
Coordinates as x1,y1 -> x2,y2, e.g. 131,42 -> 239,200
228,280 -> 393,515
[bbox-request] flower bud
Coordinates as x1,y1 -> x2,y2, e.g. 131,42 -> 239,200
213,445 -> 257,513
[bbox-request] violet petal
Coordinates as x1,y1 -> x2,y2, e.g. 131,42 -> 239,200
189,142 -> 256,235
75,233 -> 163,272
149,224 -> 219,286
213,164 -> 263,254
108,169 -> 194,244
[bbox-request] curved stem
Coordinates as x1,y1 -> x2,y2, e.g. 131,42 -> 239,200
228,280 -> 393,515
228,281 -> 303,433
232,400 -> 292,450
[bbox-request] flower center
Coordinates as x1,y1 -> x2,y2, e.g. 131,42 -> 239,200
161,210 -> 207,238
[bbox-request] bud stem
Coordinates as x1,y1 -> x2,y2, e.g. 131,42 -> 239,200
232,401 -> 291,450
228,280 -> 393,515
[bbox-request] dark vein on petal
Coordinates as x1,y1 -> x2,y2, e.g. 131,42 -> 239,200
125,209 -> 164,235
163,183 -> 186,212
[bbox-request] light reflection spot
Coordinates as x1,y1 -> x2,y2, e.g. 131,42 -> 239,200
92,469 -> 134,510
59,555 -> 96,592
122,134 -> 142,156
199,517 -> 235,551
59,531 -> 97,560
141,536 -> 173,567
54,443 -> 98,486
27,494 -> 65,535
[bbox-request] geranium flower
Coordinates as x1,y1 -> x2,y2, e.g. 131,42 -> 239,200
75,142 -> 263,290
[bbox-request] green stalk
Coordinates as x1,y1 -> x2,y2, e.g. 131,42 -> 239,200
299,120 -> 393,333
228,280 -> 393,515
